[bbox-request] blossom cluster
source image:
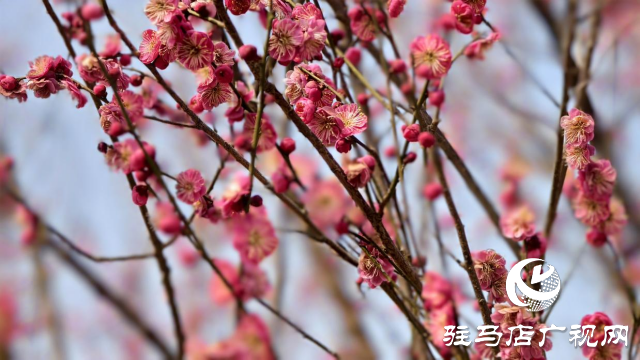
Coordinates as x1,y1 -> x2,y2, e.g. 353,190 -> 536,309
560,109 -> 627,247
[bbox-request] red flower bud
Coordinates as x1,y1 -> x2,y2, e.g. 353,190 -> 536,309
214,65 -> 234,83
336,139 -> 352,153
81,3 -> 104,21
423,182 -> 443,201
403,151 -> 417,164
280,137 -> 296,155
344,47 -> 362,66
418,132 -> 436,148
238,45 -> 259,61
429,90 -> 445,107
402,124 -> 420,142
93,84 -> 106,97
132,184 -> 149,206
250,195 -> 263,207
130,75 -> 143,87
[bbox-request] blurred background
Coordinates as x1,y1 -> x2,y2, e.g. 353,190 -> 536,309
0,0 -> 639,359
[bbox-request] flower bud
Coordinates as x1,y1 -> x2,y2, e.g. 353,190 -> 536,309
358,155 -> 376,170
429,90 -> 445,107
333,57 -> 345,68
330,29 -> 345,43
402,124 -> 420,142
356,93 -> 369,105
586,228 -> 607,248
0,76 -> 17,91
403,151 -> 417,164
130,75 -> 143,87
214,65 -> 234,83
280,137 -> 296,155
336,139 -> 352,153
93,84 -> 106,97
423,182 -> 443,201
238,45 -> 259,61
132,184 -> 149,206
344,47 -> 361,66
81,3 -> 104,21
418,132 -> 436,148
389,59 -> 407,73
335,219 -> 349,235
250,195 -> 263,207
97,142 -> 109,153
383,146 -> 396,158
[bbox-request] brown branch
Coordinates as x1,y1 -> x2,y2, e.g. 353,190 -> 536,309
83,19 -> 186,359
543,0 -> 577,238
431,148 -> 498,356
46,240 -> 174,359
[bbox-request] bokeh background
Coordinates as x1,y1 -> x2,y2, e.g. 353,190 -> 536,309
0,0 -> 639,359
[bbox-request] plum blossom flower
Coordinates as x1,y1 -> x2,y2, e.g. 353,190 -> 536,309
465,32 -> 501,60
105,139 -> 140,174
193,195 -> 221,223
139,29 -> 161,64
307,108 -> 344,146
176,169 -> 206,204
144,0 -> 179,24
209,259 -> 270,304
422,272 -> 454,311
242,113 -> 278,153
345,161 -> 371,188
561,108 -> 595,146
326,103 -> 368,137
294,97 -> 316,123
388,0 -> 406,18
231,210 -> 279,264
197,79 -> 236,110
490,303 -> 552,360
472,249 -> 507,291
284,64 -> 335,106
358,247 -> 396,288
462,0 -> 486,14
156,14 -> 184,49
154,201 -> 182,235
598,198 -> 627,237
578,159 -> 617,201
225,0 -> 252,15
292,3 -> 323,21
573,191 -> 610,226
451,1 -> 474,34
348,6 -> 382,42
580,312 -> 622,360
26,55 -> 73,98
295,19 -> 327,62
500,205 -> 536,240
212,42 -> 236,67
98,91 -> 144,131
268,19 -> 303,63
302,180 -> 349,230
176,31 -> 214,71
220,176 -> 251,218
232,314 -> 276,360
565,143 -> 595,170
0,75 -> 27,102
410,35 -> 452,79
99,34 -> 121,58
524,233 -> 548,259
61,79 -> 87,109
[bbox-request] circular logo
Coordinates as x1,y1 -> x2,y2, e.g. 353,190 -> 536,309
506,258 -> 561,312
